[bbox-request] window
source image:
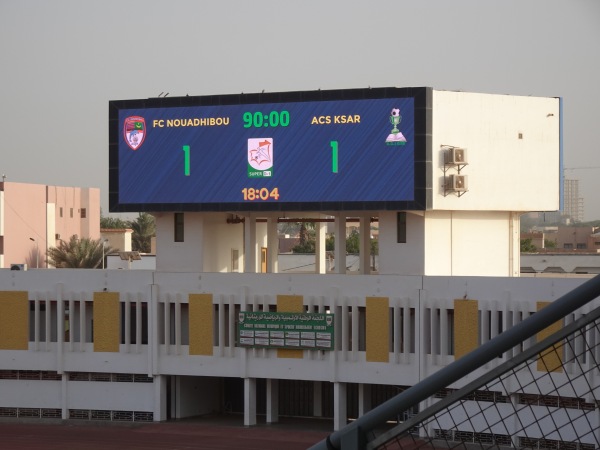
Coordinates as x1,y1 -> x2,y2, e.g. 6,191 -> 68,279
563,243 -> 573,249
70,208 -> 73,218
80,208 -> 86,219
60,207 -> 63,218
397,212 -> 407,243
174,213 -> 184,242
576,243 -> 587,250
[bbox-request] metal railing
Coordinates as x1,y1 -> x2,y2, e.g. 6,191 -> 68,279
310,275 -> 600,450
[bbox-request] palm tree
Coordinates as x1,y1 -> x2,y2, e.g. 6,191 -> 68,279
47,235 -> 115,268
129,212 -> 155,253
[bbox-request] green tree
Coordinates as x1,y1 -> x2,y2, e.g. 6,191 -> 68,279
325,231 -> 377,254
292,240 -> 316,254
129,212 -> 155,253
544,239 -> 557,249
100,214 -> 129,229
292,222 -> 316,254
520,238 -> 537,253
299,222 -> 315,245
47,235 -> 116,268
326,235 -> 335,251
371,238 -> 379,256
346,229 -> 360,254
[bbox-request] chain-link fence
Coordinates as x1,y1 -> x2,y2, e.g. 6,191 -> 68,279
310,275 -> 600,450
369,304 -> 600,449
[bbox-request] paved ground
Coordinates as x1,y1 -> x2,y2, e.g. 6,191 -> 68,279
0,416 -> 332,450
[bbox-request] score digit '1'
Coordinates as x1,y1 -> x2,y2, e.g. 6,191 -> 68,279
330,141 -> 338,174
183,145 -> 190,176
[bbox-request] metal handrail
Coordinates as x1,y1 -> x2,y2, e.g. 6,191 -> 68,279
309,274 -> 600,450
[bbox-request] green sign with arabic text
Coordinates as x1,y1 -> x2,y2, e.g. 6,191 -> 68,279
237,311 -> 334,351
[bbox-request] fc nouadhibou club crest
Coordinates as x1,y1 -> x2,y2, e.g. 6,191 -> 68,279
123,116 -> 146,150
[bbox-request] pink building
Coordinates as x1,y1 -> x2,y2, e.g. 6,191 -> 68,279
0,181 -> 100,269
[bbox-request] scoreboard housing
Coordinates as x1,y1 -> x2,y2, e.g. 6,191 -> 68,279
108,87 -> 432,212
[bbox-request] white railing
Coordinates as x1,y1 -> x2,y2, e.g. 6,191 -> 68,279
2,270 -> 597,390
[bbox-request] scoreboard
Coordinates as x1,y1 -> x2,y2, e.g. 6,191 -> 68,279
108,87 -> 430,212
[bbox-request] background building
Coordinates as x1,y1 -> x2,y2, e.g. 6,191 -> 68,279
563,178 -> 584,223
0,181 -> 100,269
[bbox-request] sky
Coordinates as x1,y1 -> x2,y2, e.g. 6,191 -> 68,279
1,0 -> 599,220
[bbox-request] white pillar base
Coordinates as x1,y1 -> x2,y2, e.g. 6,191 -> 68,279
244,377 -> 257,426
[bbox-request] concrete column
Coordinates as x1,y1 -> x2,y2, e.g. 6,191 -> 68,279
153,375 -> 167,421
149,284 -> 159,375
358,383 -> 372,417
510,393 -> 520,447
509,211 -> 520,277
61,373 -> 68,419
359,214 -> 371,274
313,381 -> 323,417
334,215 -> 346,274
244,215 -> 257,273
315,216 -> 327,274
56,283 -> 64,374
170,376 -> 177,419
266,378 -> 279,423
196,214 -> 205,272
267,216 -> 279,273
244,377 -> 257,426
333,381 -> 347,431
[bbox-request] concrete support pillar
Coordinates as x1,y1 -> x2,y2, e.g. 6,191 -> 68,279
359,214 -> 371,274
315,216 -> 327,274
509,393 -> 520,447
333,381 -> 347,431
313,381 -> 323,417
244,215 -> 257,273
196,215 -> 205,273
267,216 -> 279,273
358,383 -> 372,417
61,373 -> 68,419
266,378 -> 279,423
153,375 -> 167,421
169,376 -> 177,419
244,377 -> 257,426
334,215 -> 346,274
509,211 -> 520,277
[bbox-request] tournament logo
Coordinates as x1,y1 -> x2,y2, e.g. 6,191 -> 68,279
247,138 -> 273,178
123,116 -> 146,150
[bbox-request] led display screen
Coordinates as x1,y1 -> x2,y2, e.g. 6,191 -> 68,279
109,87 -> 430,212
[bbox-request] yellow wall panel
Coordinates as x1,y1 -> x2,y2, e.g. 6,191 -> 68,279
93,292 -> 120,352
366,297 -> 389,362
189,294 -> 214,356
454,299 -> 479,359
0,291 -> 28,350
277,295 -> 303,359
536,301 -> 563,373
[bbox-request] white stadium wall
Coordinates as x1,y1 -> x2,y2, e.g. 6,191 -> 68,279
431,90 -> 560,212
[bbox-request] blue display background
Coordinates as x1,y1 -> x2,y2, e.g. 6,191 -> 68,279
118,97 -> 414,206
